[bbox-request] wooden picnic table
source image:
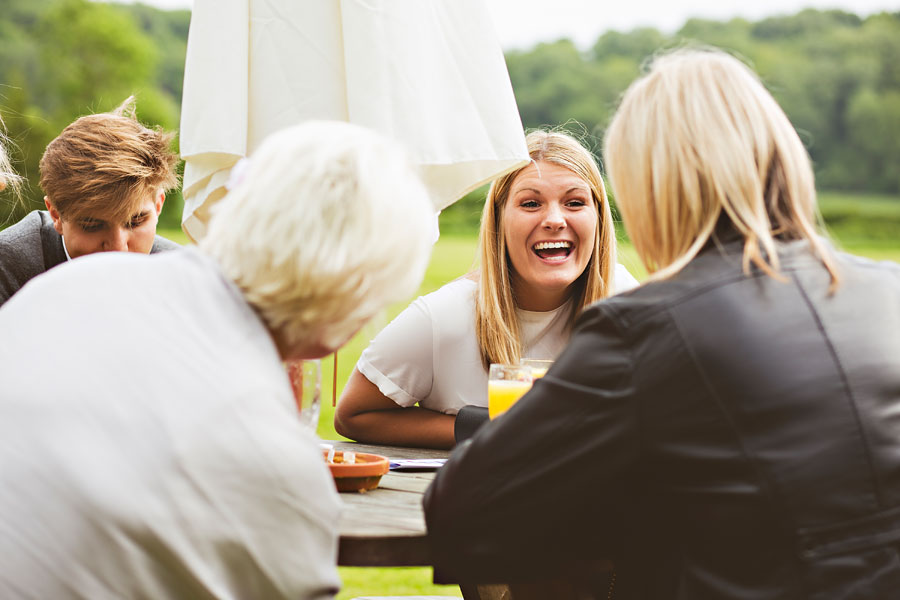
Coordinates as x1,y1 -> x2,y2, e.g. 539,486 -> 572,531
327,440 -> 614,600
325,440 -> 448,568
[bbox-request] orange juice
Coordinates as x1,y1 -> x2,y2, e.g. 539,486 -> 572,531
488,379 -> 533,419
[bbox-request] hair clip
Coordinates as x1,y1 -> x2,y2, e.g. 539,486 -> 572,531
225,157 -> 251,191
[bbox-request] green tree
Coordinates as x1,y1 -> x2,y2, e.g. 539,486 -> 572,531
35,0 -> 158,119
507,40 -> 596,129
847,88 -> 900,191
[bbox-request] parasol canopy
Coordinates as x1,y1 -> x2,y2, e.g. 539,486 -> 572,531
180,0 -> 529,241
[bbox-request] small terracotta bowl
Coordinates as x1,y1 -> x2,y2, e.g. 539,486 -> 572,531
323,450 -> 390,493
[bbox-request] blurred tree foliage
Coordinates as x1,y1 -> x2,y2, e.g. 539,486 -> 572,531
0,0 -> 187,227
505,9 -> 900,194
1,4 -> 897,233
447,10 -> 900,230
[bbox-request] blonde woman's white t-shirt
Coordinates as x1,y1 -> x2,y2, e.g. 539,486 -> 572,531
356,264 -> 639,414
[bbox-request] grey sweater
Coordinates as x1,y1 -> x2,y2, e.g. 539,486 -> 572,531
0,210 -> 179,307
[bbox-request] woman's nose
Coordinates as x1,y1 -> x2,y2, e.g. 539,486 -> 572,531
542,203 -> 566,229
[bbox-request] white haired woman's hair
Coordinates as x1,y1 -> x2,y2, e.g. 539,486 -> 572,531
200,121 -> 434,358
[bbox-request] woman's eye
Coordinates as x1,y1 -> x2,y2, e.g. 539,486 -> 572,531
566,199 -> 588,208
520,200 -> 540,208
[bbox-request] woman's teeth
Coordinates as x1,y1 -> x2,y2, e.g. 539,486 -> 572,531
533,241 -> 572,260
533,241 -> 571,250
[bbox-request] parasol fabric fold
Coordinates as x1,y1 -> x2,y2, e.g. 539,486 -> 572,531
180,0 -> 528,241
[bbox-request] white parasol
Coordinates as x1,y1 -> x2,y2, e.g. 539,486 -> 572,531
180,0 -> 529,241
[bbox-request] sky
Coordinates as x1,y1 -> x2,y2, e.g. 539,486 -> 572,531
112,0 -> 899,49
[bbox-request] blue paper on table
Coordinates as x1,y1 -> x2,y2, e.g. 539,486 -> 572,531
389,459 -> 447,471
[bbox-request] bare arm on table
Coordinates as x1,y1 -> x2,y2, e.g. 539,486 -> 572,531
334,368 -> 456,450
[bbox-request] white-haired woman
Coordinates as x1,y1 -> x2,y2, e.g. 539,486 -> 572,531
335,130 -> 639,449
424,49 -> 900,599
0,121 -> 434,598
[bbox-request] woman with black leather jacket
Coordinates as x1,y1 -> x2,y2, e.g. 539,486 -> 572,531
424,48 -> 900,599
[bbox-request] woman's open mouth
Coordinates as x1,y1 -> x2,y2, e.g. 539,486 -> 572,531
532,241 -> 573,262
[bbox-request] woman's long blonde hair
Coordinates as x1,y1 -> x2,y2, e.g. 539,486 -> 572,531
604,48 -> 839,287
0,116 -> 24,201
475,130 -> 616,368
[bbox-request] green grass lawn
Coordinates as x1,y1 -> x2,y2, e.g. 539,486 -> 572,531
156,198 -> 899,598
818,191 -> 900,251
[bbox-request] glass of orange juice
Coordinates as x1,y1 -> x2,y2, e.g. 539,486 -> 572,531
488,363 -> 533,419
520,358 -> 553,379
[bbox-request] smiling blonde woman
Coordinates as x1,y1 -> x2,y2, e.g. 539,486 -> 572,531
335,129 -> 638,449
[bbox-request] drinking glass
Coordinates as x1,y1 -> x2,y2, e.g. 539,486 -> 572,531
286,359 -> 322,430
520,358 -> 553,379
488,363 -> 533,419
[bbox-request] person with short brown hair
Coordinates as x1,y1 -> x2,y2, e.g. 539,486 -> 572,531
0,97 -> 179,306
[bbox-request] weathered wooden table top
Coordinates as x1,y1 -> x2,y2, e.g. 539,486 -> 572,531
324,440 -> 449,567
326,440 -> 614,600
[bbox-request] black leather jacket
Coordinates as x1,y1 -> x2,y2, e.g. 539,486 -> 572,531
424,239 -> 900,599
